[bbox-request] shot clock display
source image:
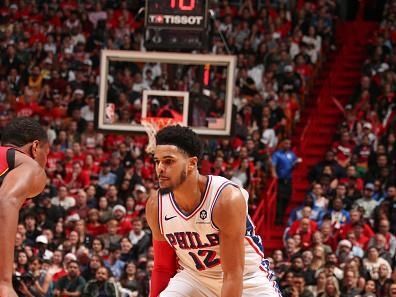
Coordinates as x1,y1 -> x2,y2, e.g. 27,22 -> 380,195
144,0 -> 209,50
149,0 -> 206,15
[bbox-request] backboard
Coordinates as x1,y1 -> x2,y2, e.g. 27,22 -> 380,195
96,50 -> 236,136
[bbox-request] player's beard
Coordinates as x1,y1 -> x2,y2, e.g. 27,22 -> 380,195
160,168 -> 188,194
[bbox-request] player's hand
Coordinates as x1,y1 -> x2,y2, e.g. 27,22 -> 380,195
0,283 -> 18,297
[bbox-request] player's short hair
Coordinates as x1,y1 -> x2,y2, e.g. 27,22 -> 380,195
156,125 -> 203,159
2,117 -> 48,147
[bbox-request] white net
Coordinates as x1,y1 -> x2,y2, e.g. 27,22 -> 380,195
141,117 -> 181,154
141,119 -> 158,154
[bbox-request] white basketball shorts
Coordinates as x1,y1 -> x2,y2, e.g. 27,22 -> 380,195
159,268 -> 282,297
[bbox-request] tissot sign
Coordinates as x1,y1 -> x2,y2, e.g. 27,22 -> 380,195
148,14 -> 204,26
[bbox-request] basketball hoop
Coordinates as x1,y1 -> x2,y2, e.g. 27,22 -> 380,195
141,117 -> 181,154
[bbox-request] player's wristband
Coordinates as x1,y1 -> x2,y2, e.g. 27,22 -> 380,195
150,240 -> 177,297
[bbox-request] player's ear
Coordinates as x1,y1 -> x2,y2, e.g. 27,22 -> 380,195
30,140 -> 40,159
189,157 -> 198,170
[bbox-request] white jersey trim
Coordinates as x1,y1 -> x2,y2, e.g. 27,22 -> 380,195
209,181 -> 233,230
158,191 -> 164,235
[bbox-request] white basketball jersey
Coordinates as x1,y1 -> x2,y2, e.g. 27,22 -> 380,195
158,175 -> 270,279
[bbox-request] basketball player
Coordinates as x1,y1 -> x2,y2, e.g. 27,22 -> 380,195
0,118 -> 49,297
146,125 -> 281,297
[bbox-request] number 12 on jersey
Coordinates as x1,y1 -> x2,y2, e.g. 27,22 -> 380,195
188,250 -> 221,271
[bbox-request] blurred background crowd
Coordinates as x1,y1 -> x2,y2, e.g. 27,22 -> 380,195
0,0 -> 395,296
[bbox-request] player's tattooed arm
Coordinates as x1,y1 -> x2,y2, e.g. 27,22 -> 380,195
213,186 -> 246,297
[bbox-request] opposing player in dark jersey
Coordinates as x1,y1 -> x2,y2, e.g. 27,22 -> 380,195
146,125 -> 281,297
0,117 -> 49,297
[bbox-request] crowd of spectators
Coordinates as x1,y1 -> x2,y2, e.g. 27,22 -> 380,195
0,0 -> 342,296
276,1 -> 396,296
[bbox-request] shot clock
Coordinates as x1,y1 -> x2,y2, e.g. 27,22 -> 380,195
144,0 -> 209,51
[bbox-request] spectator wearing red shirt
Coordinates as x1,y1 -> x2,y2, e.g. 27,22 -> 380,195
353,135 -> 372,170
129,158 -> 152,185
28,22 -> 47,46
125,196 -> 139,220
200,154 -> 213,176
86,209 -> 107,237
63,148 -> 76,173
93,145 -> 109,165
50,160 -> 68,188
112,205 -> 132,237
49,9 -> 63,28
332,131 -> 356,167
233,145 -> 256,172
288,206 -> 319,234
47,140 -> 65,174
288,217 -> 317,249
71,142 -> 86,163
60,0 -> 78,11
295,54 -> 313,82
51,252 -> 78,283
352,221 -> 370,250
104,134 -> 125,151
113,4 -> 139,29
47,250 -> 66,282
83,154 -> 100,178
211,156 -> 226,176
340,165 -> 364,191
14,87 -> 42,117
65,162 -> 91,193
339,208 -> 374,240
133,184 -> 148,215
50,68 -> 68,91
